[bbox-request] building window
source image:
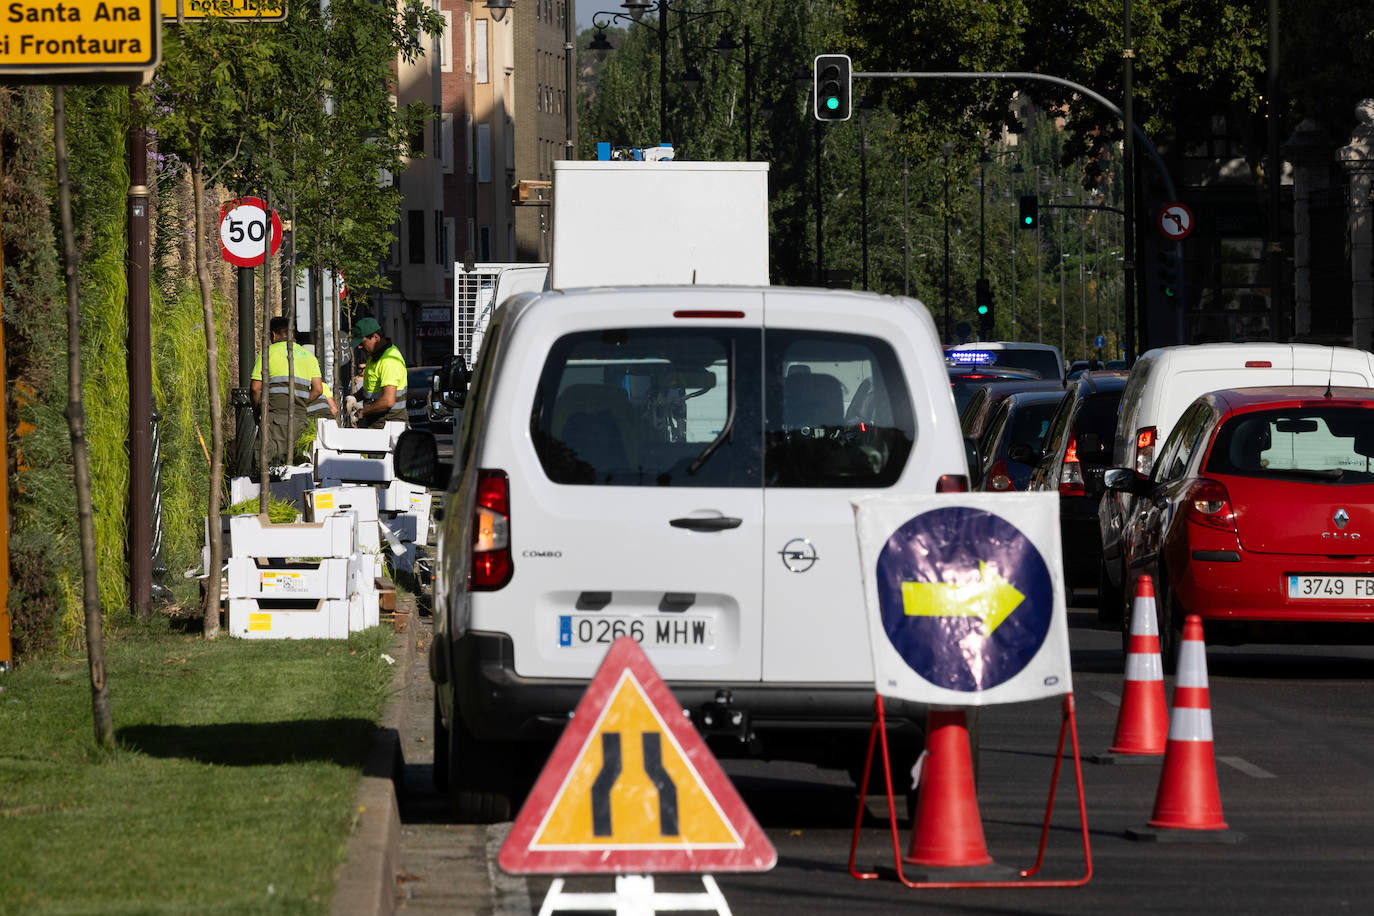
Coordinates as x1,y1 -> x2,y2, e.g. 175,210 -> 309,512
479,225 -> 491,261
475,19 -> 489,84
466,114 -> 474,175
408,210 -> 425,264
477,122 -> 491,183
434,210 -> 445,265
441,113 -> 454,173
443,218 -> 456,277
439,10 -> 452,71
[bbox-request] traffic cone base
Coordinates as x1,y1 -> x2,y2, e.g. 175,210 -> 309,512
902,709 -> 994,869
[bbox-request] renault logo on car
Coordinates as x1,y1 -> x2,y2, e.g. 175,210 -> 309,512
779,538 -> 818,573
1334,508 -> 1350,529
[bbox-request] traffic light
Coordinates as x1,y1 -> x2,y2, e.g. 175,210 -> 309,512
1155,248 -> 1181,301
976,277 -> 994,338
1018,195 -> 1039,230
813,54 -> 852,121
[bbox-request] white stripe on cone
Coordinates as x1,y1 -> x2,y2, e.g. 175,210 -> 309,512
1125,652 -> 1163,681
1167,707 -> 1215,742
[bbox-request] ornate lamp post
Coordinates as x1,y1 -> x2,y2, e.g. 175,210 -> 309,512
591,0 -> 738,144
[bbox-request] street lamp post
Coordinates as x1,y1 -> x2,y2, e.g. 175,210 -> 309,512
942,141 -> 954,343
592,0 -> 737,145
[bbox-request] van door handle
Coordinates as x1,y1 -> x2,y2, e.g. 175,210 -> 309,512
670,516 -> 742,531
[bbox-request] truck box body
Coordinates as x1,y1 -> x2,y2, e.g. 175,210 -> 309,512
548,160 -> 770,289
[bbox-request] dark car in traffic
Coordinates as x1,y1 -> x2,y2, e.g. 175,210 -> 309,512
969,389 -> 1066,492
948,363 -> 1043,416
1104,386 -> 1374,669
1027,371 -> 1128,607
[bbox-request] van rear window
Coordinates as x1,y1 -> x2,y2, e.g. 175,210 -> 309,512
532,328 -> 915,488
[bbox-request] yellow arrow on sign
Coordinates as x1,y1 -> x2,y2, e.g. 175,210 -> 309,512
901,561 -> 1025,636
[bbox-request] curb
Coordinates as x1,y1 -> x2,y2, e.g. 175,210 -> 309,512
331,594 -> 418,916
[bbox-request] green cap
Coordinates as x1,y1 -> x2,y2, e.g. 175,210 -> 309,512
349,316 -> 381,346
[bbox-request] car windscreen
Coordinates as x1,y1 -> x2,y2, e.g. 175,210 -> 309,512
1204,407 -> 1374,483
992,349 -> 1061,380
1010,400 -> 1061,451
1073,392 -> 1123,466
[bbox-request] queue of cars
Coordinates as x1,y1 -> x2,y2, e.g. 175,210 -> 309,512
401,321 -> 1374,821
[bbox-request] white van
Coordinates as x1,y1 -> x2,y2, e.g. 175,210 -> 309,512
1097,342 -> 1374,617
946,341 -> 1065,381
397,285 -> 970,821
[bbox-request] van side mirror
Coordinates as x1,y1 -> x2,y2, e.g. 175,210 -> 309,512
394,429 -> 452,490
440,355 -> 470,409
1008,442 -> 1039,465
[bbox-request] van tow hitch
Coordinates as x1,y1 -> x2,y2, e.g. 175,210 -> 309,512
692,688 -> 754,743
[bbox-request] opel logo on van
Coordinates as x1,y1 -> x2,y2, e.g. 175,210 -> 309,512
780,538 -> 818,573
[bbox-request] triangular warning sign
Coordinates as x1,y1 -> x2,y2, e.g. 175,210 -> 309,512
499,637 -> 777,875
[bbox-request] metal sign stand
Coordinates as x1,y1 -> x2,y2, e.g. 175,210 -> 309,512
537,874 -> 732,916
847,693 -> 1092,889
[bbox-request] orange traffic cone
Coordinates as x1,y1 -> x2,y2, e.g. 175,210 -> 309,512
1147,615 -> 1227,830
1107,575 -> 1169,756
903,709 -> 993,868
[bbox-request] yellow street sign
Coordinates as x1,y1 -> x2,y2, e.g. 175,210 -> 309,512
159,0 -> 286,22
532,670 -> 740,850
0,0 -> 159,82
901,560 -> 1025,636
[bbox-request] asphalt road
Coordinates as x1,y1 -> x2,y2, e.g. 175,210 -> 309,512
393,602 -> 1374,914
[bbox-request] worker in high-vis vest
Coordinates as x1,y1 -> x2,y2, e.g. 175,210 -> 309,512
250,316 -> 324,466
348,316 -> 409,428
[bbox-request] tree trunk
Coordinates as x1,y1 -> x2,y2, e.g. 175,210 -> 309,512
54,87 -> 113,746
191,139 -> 224,639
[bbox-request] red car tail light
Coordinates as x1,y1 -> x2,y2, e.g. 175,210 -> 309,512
471,469 -> 512,590
1058,437 -> 1085,497
936,474 -> 970,492
1183,478 -> 1236,533
988,459 -> 1014,491
1134,426 -> 1157,475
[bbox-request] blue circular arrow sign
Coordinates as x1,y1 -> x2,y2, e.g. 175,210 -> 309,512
874,507 -> 1053,692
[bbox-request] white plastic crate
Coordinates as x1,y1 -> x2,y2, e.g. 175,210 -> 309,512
349,588 -> 380,632
227,597 -> 350,639
228,513 -> 357,559
378,479 -> 428,512
381,510 -> 428,547
229,466 -> 314,509
314,447 -> 395,484
314,418 -> 406,454
226,556 -> 354,601
306,486 -> 380,523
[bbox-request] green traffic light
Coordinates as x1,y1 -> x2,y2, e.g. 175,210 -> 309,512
826,96 -> 839,110
1023,216 -> 1033,225
977,304 -> 989,315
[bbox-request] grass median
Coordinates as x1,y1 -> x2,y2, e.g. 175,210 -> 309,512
0,621 -> 398,914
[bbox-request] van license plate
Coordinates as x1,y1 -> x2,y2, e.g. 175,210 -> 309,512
1287,575 -> 1374,599
559,615 -> 714,648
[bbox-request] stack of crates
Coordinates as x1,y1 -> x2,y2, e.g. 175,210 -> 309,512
224,513 -> 370,639
379,479 -> 432,574
304,484 -> 382,624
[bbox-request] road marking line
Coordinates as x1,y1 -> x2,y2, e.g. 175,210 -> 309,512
1092,690 -> 1121,707
486,822 -> 533,916
1217,756 -> 1276,779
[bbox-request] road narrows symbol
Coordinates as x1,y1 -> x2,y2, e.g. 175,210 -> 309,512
590,732 -> 622,837
642,732 -> 680,836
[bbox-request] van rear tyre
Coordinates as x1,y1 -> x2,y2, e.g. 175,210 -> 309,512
445,712 -> 515,824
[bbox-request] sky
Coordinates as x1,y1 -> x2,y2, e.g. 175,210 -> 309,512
576,1 -> 620,33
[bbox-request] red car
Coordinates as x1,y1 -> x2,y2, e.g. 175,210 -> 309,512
1105,386 -> 1374,669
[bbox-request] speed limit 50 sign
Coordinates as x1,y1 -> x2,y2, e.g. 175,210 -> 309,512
219,197 -> 283,267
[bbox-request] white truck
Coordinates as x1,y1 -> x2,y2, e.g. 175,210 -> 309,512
450,159 -> 771,371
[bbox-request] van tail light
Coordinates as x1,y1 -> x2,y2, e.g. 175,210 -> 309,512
1133,426 -> 1157,475
936,474 -> 970,492
1182,478 -> 1236,533
988,460 -> 1015,491
1058,438 -> 1085,497
471,469 -> 513,590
